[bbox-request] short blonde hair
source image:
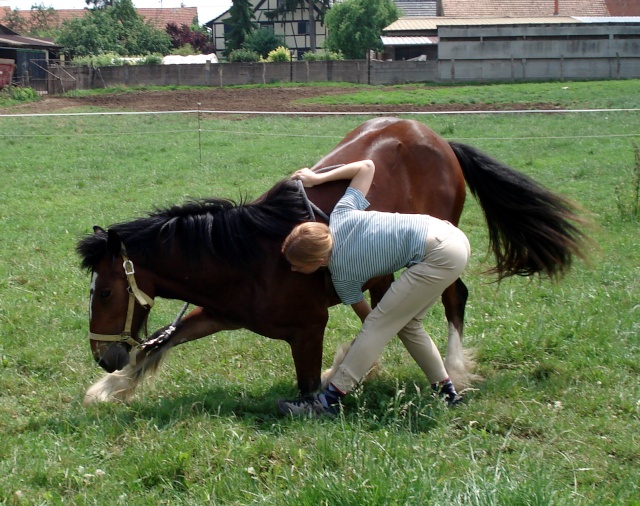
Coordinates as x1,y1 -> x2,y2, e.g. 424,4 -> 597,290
282,222 -> 333,264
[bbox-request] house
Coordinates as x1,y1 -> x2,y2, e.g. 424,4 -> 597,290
0,22 -> 61,88
205,0 -> 329,60
0,6 -> 199,31
381,0 -> 640,60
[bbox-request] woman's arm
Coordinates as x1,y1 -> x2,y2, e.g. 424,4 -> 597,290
351,299 -> 372,323
291,159 -> 375,196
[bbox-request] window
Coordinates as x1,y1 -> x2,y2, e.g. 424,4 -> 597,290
298,21 -> 309,35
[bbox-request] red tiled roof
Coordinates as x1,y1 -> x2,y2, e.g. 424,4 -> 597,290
441,0 -> 610,17
604,0 -> 640,15
0,6 -> 199,30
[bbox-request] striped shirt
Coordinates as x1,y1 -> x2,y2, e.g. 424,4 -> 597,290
328,187 -> 430,305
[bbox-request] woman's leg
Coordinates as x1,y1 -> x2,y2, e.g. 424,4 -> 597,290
331,219 -> 470,394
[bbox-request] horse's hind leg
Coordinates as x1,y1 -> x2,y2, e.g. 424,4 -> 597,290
441,278 -> 478,390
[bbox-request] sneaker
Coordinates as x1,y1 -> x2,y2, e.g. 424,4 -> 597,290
432,381 -> 464,407
276,393 -> 340,417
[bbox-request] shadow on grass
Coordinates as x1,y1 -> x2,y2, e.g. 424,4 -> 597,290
28,376 -> 455,437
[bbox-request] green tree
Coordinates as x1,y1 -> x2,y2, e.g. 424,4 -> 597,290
242,29 -> 286,59
325,0 -> 399,59
2,4 -> 59,37
56,0 -> 171,57
224,0 -> 257,57
2,8 -> 30,33
29,4 -> 60,37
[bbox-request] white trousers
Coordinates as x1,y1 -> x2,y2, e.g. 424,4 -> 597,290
331,217 -> 471,394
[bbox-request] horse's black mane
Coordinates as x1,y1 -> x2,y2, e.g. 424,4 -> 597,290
77,179 -> 312,270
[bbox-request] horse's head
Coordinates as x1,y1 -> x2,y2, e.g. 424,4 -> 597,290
78,226 -> 154,372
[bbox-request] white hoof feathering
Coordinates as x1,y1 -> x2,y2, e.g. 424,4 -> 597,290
320,341 -> 379,390
444,322 -> 482,391
83,366 -> 138,405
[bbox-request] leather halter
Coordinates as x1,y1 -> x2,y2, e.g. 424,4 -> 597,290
88,245 -> 154,366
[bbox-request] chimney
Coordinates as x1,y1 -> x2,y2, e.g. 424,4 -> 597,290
554,0 -> 559,15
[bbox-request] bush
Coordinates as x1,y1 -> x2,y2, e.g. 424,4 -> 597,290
302,50 -> 344,61
228,48 -> 260,62
265,46 -> 291,62
70,53 -> 161,66
142,54 -> 163,65
0,86 -> 38,105
243,29 -> 286,59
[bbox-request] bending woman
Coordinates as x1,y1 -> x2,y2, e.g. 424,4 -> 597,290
278,159 -> 470,416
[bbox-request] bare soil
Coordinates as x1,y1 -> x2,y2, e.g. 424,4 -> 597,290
1,86 -> 559,114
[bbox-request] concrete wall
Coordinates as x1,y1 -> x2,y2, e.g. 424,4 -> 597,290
50,23 -> 640,92
437,23 -> 640,82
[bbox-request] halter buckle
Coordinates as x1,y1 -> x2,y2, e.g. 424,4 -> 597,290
123,259 -> 135,276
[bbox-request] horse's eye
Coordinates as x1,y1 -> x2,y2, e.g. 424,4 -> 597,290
100,290 -> 111,299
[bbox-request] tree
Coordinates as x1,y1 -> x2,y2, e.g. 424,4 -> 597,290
242,29 -> 286,59
223,0 -> 257,57
325,0 -> 399,59
166,23 -> 216,54
56,0 -> 171,57
2,4 -> 59,37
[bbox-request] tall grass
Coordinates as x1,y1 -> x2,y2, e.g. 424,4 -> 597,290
1,82 -> 639,504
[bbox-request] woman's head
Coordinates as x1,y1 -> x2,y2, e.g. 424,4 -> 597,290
282,222 -> 333,273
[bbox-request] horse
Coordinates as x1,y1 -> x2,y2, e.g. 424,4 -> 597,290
78,117 -> 587,404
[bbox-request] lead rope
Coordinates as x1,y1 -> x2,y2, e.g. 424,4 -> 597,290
140,300 -> 190,351
295,163 -> 344,223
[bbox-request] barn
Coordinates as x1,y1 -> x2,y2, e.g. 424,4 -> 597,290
0,23 -> 61,91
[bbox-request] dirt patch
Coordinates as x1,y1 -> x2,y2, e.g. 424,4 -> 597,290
1,86 -> 561,115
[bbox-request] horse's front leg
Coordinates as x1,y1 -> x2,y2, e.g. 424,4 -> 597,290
288,326 -> 325,395
84,307 -> 235,404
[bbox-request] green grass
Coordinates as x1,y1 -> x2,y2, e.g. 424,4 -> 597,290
1,81 -> 639,505
298,79 -> 640,109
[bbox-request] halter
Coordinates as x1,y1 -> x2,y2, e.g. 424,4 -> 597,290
88,245 -> 154,366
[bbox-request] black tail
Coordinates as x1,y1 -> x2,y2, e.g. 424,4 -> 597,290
449,142 -> 588,280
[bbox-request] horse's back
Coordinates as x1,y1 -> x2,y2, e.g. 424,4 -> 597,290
310,118 -> 466,224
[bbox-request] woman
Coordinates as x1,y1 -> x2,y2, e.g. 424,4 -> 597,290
278,159 -> 470,416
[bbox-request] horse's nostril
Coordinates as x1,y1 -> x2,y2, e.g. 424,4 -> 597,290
96,344 -> 130,372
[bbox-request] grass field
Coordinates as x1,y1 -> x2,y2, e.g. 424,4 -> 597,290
1,81 -> 639,505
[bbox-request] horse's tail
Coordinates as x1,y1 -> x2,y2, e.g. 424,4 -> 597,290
449,141 -> 588,280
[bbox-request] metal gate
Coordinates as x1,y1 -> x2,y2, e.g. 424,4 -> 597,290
13,58 -> 77,95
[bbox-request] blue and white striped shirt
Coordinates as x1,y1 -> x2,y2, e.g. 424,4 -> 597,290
328,187 -> 430,305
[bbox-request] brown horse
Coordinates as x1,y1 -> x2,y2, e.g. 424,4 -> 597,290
78,117 -> 586,404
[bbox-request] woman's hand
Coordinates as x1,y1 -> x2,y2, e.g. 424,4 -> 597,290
291,168 -> 320,187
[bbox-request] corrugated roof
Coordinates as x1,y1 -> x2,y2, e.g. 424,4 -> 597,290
395,1 -> 437,17
385,16 -> 581,31
0,33 -> 61,48
380,36 -> 439,45
575,16 -> 640,22
441,0 -> 610,17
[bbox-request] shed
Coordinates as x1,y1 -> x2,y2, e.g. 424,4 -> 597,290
0,23 -> 61,92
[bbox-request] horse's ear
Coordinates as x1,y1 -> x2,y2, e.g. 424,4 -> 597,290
93,226 -> 106,235
106,229 -> 122,256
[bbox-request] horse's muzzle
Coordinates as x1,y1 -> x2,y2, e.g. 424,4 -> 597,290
96,343 -> 130,372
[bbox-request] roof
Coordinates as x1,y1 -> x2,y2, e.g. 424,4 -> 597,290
0,6 -> 199,30
380,36 -> 439,45
394,1 -> 437,17
384,16 -> 581,32
0,28 -> 62,49
605,0 -> 640,16
441,0 -> 610,17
